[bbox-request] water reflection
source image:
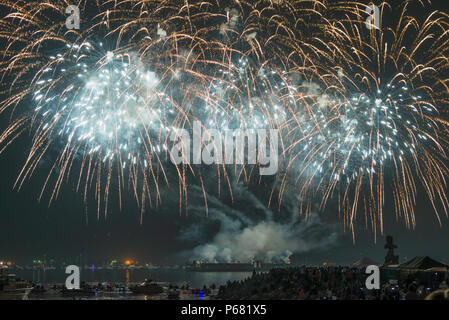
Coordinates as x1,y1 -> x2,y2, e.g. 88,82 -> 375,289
16,268 -> 253,288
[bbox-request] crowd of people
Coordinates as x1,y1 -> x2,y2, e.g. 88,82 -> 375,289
217,266 -> 449,300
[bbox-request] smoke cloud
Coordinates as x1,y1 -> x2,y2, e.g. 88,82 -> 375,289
177,183 -> 340,263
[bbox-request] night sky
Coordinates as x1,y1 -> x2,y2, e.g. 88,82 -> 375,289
1,0 -> 449,267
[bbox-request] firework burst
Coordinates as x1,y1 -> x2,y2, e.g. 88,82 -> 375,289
0,0 -> 200,220
1,0 -> 449,236
283,1 -> 449,238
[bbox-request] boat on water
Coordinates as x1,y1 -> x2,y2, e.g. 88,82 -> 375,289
30,284 -> 47,295
0,268 -> 33,300
60,287 -> 97,297
167,290 -> 180,300
129,279 -> 164,295
60,282 -> 99,297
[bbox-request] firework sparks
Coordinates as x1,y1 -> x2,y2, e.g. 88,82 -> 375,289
282,1 -> 449,238
0,0 -> 449,236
